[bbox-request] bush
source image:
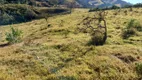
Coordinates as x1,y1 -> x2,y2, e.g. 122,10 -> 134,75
122,19 -> 142,39
6,26 -> 22,44
127,19 -> 142,31
122,28 -> 137,39
136,63 -> 142,78
90,31 -> 106,45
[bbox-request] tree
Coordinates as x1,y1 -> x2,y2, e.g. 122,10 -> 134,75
111,5 -> 120,9
66,0 -> 76,13
48,0 -> 59,7
78,11 -> 108,45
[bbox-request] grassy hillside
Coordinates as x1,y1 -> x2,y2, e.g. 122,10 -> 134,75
0,8 -> 142,80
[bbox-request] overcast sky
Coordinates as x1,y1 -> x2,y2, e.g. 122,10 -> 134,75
123,0 -> 142,4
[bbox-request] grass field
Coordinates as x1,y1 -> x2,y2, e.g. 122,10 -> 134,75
0,8 -> 142,80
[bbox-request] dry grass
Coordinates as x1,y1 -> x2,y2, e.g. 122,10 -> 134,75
0,8 -> 142,80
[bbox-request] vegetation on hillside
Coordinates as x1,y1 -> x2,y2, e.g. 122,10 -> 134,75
78,11 -> 108,45
0,4 -> 38,25
0,4 -> 70,25
122,19 -> 142,39
0,7 -> 142,80
0,1 -> 142,80
89,3 -> 142,12
5,26 -> 22,44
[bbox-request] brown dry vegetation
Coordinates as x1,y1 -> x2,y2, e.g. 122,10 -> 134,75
0,8 -> 142,80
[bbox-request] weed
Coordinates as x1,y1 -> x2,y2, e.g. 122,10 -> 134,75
5,26 -> 22,44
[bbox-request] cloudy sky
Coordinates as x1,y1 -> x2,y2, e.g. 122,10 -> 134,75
123,0 -> 142,4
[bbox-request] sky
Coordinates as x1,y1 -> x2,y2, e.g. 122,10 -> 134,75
123,0 -> 142,4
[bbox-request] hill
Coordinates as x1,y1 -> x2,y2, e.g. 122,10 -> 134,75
0,0 -> 130,8
0,4 -> 70,25
77,0 -> 130,8
0,8 -> 142,80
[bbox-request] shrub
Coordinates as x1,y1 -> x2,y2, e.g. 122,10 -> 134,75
122,19 -> 142,39
6,26 -> 22,44
126,19 -> 142,31
129,7 -> 133,11
136,63 -> 142,77
124,10 -> 127,15
90,31 -> 106,45
122,28 -> 137,39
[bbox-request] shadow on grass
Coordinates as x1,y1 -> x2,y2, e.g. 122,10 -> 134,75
0,43 -> 10,48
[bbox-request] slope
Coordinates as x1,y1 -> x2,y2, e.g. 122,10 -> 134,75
0,8 -> 142,80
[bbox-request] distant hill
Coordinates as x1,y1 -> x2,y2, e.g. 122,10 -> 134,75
77,0 -> 130,8
0,0 -> 130,8
31,0 -> 131,8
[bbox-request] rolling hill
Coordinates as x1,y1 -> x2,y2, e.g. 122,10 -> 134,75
0,0 -> 130,8
29,0 -> 131,8
77,0 -> 130,8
